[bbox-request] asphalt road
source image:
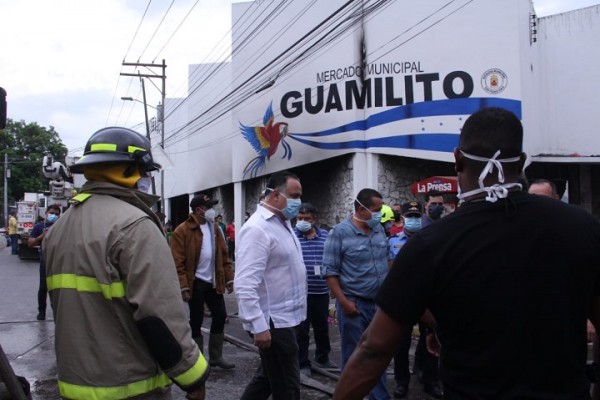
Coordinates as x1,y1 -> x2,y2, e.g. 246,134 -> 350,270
0,239 -> 437,400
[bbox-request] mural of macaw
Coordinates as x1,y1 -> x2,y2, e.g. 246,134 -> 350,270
240,102 -> 292,178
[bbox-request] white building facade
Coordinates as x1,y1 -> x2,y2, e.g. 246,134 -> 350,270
157,1 -> 600,229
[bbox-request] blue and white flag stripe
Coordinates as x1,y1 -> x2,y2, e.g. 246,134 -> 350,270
287,97 -> 521,153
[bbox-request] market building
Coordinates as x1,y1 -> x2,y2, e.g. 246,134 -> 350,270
154,0 -> 600,229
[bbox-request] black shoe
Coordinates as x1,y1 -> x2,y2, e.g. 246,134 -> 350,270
423,383 -> 444,399
36,312 -> 45,321
393,386 -> 408,398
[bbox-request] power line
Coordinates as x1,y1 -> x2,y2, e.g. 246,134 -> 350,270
164,0 -> 359,144
152,0 -> 201,63
137,0 -> 176,61
164,0 -> 379,146
164,0 -> 472,154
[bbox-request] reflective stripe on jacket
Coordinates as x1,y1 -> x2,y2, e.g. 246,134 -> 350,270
43,181 -> 208,399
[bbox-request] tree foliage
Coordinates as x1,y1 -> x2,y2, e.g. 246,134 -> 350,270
1,118 -> 68,203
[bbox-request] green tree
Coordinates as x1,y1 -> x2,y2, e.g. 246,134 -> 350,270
1,118 -> 68,203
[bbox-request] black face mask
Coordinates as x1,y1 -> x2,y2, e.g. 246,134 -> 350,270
393,212 -> 401,222
428,204 -> 444,220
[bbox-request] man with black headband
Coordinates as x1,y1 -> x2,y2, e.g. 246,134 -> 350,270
332,107 -> 600,399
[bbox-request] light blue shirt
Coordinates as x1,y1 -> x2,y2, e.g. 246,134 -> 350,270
322,216 -> 389,300
388,231 -> 410,261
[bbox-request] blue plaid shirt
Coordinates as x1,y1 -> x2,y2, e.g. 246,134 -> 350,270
295,226 -> 329,295
322,216 -> 389,300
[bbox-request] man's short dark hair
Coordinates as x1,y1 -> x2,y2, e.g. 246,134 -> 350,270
354,188 -> 383,211
266,170 -> 299,193
425,190 -> 443,203
460,107 -> 523,158
299,203 -> 316,215
47,204 -> 62,215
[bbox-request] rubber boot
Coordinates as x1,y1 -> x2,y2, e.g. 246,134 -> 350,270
193,336 -> 204,355
209,333 -> 235,369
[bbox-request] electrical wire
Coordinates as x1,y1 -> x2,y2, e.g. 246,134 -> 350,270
152,0 -> 201,63
164,0 -> 473,153
164,0 -> 378,145
137,0 -> 176,62
163,0 -> 359,144
164,0 -> 317,128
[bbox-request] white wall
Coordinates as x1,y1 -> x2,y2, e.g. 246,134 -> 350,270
161,0 -> 600,202
529,5 -> 600,157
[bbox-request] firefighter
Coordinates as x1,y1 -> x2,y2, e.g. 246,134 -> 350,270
43,127 -> 208,400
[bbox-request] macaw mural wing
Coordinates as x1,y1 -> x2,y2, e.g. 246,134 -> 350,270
240,123 -> 270,158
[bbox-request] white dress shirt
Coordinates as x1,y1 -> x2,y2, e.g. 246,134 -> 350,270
234,205 -> 307,334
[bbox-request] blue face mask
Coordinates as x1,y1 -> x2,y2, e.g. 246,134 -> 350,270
276,191 -> 301,220
369,212 -> 382,229
403,217 -> 422,232
355,197 -> 383,229
296,220 -> 312,232
47,214 -> 59,224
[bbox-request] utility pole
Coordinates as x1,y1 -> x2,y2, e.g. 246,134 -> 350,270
120,60 -> 166,212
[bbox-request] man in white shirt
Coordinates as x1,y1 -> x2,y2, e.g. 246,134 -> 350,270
235,170 -> 306,400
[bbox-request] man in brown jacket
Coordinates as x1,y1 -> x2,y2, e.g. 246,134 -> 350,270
170,193 -> 236,369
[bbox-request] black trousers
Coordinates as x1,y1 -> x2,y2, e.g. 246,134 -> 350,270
414,321 -> 440,385
38,260 -> 48,314
188,279 -> 227,337
297,293 -> 331,368
393,328 -> 413,388
240,322 -> 300,400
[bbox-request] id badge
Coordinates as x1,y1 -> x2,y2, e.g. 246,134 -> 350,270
314,265 -> 321,276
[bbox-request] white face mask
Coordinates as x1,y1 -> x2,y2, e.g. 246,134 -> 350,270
203,208 -> 216,222
457,149 -> 522,203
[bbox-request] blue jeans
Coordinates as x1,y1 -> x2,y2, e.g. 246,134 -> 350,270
10,234 -> 19,255
337,296 -> 390,400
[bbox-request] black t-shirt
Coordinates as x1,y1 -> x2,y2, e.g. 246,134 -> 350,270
377,191 -> 600,399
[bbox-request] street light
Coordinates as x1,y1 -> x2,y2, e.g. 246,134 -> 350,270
120,89 -> 158,199
120,97 -> 157,110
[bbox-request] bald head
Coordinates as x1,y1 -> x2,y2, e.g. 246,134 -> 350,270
528,179 -> 559,200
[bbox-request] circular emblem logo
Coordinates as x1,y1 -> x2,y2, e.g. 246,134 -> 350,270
481,68 -> 507,94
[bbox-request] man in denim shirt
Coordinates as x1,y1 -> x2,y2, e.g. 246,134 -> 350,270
322,188 -> 390,400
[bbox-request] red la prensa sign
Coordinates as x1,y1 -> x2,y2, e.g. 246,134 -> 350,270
411,176 -> 458,194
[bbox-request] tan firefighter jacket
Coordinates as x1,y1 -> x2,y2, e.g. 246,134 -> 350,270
43,181 -> 208,399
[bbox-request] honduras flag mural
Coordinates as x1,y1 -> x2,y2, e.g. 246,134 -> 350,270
239,97 -> 521,179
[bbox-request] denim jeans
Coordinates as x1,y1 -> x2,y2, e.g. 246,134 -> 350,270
241,322 -> 300,400
188,279 -> 227,337
10,234 -> 19,255
337,296 -> 390,400
297,293 -> 331,368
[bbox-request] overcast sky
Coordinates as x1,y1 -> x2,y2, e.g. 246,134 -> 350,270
1,0 -> 598,154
